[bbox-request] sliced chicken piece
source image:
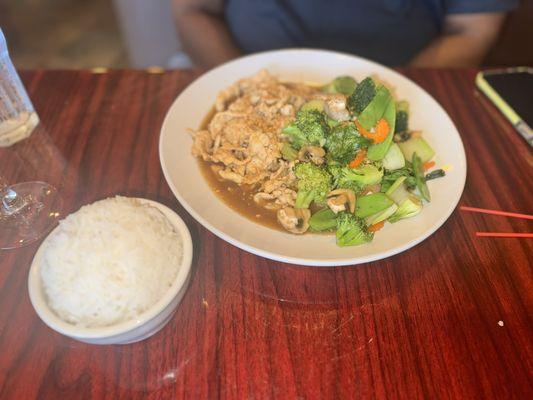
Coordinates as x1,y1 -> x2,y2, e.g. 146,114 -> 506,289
272,188 -> 297,208
192,130 -> 214,160
218,169 -> 243,184
254,192 -> 275,203
279,104 -> 294,116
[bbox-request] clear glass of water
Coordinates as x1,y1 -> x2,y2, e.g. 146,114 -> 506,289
0,28 -> 62,249
0,29 -> 39,147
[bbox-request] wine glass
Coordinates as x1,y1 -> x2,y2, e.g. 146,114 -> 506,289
0,28 -> 63,249
0,178 -> 62,249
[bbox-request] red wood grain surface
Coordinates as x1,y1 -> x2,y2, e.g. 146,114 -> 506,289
0,69 -> 531,399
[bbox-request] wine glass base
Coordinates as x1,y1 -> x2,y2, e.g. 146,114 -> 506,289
0,182 -> 62,250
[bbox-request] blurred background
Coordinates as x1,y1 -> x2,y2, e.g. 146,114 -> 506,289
1,0 -> 532,69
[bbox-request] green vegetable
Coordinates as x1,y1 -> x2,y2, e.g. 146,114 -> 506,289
327,118 -> 341,128
300,99 -> 325,112
347,77 -> 376,115
357,86 -> 391,130
338,164 -> 383,190
381,142 -> 405,170
397,137 -> 435,164
282,109 -> 329,149
323,76 -> 358,95
388,195 -> 422,222
367,94 -> 396,161
294,162 -> 332,209
282,124 -> 307,150
386,179 -> 411,205
380,167 -> 416,193
325,123 -> 371,165
327,163 -> 342,181
412,153 -> 430,202
426,169 -> 446,181
281,142 -> 298,161
336,212 -> 373,246
395,101 -> 409,133
355,193 -> 394,218
309,208 -> 337,231
384,176 -> 406,196
385,176 -> 423,222
365,203 -> 398,226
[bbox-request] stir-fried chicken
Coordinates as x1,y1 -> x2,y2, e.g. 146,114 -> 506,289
192,70 -> 318,210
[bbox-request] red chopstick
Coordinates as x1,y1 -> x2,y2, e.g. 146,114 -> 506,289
460,206 -> 533,220
476,232 -> 533,238
460,206 -> 533,238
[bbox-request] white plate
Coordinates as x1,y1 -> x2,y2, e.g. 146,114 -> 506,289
159,49 -> 466,266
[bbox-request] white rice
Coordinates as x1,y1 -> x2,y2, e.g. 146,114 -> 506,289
40,196 -> 182,328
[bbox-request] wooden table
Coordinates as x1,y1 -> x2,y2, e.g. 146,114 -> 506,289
0,69 -> 531,399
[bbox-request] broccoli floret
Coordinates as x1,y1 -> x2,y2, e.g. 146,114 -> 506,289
327,163 -> 343,185
347,77 -> 376,115
294,162 -> 332,208
296,109 -> 328,145
282,124 -> 308,149
282,109 -> 328,149
336,212 -> 374,246
380,166 -> 416,193
325,123 -> 371,165
395,101 -> 409,133
338,164 -> 383,190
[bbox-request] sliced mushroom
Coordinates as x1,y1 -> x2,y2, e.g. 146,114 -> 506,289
298,145 -> 326,165
276,207 -> 311,234
326,189 -> 356,214
324,94 -> 350,121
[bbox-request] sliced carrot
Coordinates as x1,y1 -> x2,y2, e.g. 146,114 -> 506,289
354,120 -> 371,139
423,161 -> 435,171
368,221 -> 385,232
354,119 -> 389,144
349,149 -> 367,168
373,119 -> 390,144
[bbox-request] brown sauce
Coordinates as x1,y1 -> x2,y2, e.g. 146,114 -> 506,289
198,160 -> 282,231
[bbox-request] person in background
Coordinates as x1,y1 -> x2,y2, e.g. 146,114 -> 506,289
171,0 -> 517,69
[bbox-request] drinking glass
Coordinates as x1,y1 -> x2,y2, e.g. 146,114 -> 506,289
0,28 -> 62,249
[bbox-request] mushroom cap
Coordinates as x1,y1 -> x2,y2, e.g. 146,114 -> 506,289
326,188 -> 356,214
298,145 -> 326,165
276,207 -> 311,234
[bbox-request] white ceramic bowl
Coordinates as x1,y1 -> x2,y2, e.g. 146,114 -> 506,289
160,49 -> 467,266
28,198 -> 193,345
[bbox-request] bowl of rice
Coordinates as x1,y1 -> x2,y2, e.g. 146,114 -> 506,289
28,196 -> 193,345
